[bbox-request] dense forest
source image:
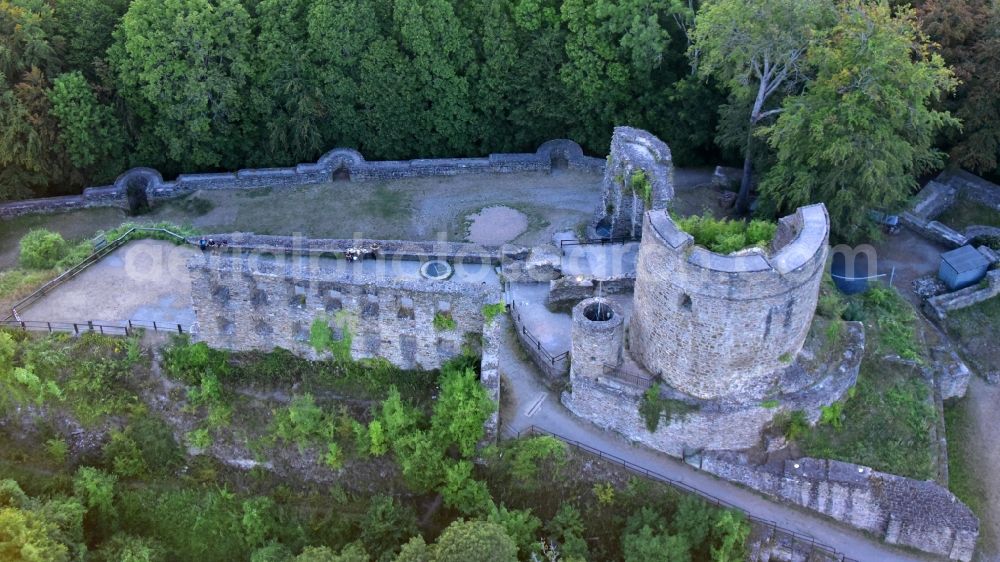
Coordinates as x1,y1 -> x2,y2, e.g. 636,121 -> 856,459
1,0 -> 998,235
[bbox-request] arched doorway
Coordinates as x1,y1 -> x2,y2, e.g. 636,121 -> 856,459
125,176 -> 150,215
332,165 -> 351,182
550,153 -> 569,173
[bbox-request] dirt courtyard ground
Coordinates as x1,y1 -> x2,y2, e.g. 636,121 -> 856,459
0,167 -> 719,271
16,240 -> 197,327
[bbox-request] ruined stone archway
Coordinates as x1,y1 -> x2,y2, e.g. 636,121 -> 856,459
331,165 -> 351,182
125,176 -> 151,215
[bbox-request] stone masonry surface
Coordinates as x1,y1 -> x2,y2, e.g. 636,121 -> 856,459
698,452 -> 979,561
629,204 -> 830,401
593,126 -> 675,240
188,247 -> 500,371
0,140 -> 604,219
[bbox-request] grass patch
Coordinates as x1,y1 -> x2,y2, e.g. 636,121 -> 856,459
795,359 -> 935,479
944,399 -> 986,517
936,197 -> 1000,229
944,296 -> 1000,374
671,212 -> 776,254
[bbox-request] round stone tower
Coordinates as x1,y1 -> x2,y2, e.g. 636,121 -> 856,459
570,298 -> 624,383
629,204 -> 830,401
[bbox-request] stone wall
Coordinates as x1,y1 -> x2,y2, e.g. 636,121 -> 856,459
938,168 -> 1000,211
698,452 -> 979,561
629,204 -> 830,401
562,321 -> 864,457
925,269 -> 1000,320
593,127 -> 675,239
479,314 -> 505,443
0,140 -> 604,219
187,248 -> 500,371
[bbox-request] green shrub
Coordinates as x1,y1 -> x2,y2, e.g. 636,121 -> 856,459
323,442 -> 344,470
434,312 -> 457,331
162,336 -> 229,385
504,436 -> 567,482
271,394 -> 334,449
630,170 -> 652,205
45,438 -> 68,464
672,213 -> 776,254
309,313 -> 352,362
785,410 -> 810,441
819,402 -> 844,430
185,428 -> 212,449
639,384 -> 696,432
481,303 -> 506,324
19,229 -> 68,269
761,399 -> 779,409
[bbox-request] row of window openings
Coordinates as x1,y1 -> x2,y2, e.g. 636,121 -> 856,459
212,285 -> 451,319
215,317 -> 458,358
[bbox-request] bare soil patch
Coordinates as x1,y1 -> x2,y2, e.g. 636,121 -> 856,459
465,206 -> 528,245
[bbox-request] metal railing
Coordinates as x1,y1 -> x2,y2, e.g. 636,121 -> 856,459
506,424 -> 857,562
5,227 -> 192,321
559,235 -> 638,248
0,318 -> 186,337
602,363 -> 654,389
508,300 -> 569,366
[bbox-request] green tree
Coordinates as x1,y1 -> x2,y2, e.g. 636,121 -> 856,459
93,533 -> 166,562
73,467 -> 117,538
110,0 -> 254,171
545,503 -> 589,560
51,0 -> 129,76
48,71 -> 124,181
692,0 -> 834,212
19,229 -> 67,269
0,506 -> 71,562
918,0 -> 1000,176
360,495 -> 418,562
487,505 -> 542,559
432,520 -> 517,562
306,0 -> 381,155
430,365 -> 494,458
389,0 -> 478,157
441,461 -> 493,516
760,0 -> 958,241
248,0 -> 323,167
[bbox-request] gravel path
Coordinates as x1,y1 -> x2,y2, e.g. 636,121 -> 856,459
496,316 -> 934,562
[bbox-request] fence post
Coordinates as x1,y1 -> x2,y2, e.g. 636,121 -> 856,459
128,319 -> 133,331
177,324 -> 182,334
152,321 -> 157,332
47,322 -> 51,333
87,320 -> 93,332
73,323 -> 78,335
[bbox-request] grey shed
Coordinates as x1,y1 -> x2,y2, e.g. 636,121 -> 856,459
938,245 -> 989,291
